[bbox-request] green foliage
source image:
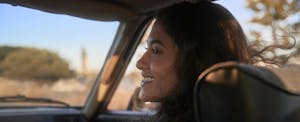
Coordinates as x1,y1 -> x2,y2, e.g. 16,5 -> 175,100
0,46 -> 74,81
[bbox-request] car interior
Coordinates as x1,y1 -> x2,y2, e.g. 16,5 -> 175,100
0,0 -> 300,122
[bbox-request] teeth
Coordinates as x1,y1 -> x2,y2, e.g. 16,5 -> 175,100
141,77 -> 154,87
142,77 -> 154,82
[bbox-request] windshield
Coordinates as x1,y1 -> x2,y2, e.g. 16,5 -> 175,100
0,4 -> 119,107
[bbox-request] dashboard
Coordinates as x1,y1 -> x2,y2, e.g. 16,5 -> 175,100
0,108 -> 87,122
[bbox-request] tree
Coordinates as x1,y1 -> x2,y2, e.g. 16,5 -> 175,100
0,46 -> 74,81
247,0 -> 300,42
247,0 -> 300,64
0,46 -> 19,61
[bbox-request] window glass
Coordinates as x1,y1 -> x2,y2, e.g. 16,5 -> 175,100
107,40 -> 145,111
0,4 -> 119,107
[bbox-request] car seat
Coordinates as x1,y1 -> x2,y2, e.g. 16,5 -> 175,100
193,61 -> 300,122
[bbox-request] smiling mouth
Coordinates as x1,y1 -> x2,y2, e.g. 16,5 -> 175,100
141,77 -> 154,87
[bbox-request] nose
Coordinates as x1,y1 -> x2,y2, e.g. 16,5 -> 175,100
136,51 -> 149,70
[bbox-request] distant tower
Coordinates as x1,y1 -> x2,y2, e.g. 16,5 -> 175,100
81,48 -> 88,75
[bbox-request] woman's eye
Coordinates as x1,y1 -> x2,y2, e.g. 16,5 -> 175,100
152,48 -> 159,54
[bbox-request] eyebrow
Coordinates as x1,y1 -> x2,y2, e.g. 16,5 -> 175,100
147,39 -> 167,48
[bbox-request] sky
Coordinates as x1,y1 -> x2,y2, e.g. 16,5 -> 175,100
0,1 -> 252,72
0,4 -> 119,71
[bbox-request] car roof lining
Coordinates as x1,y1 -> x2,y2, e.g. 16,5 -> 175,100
0,0 -> 213,21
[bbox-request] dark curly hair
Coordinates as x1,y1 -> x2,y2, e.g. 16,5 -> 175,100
154,1 -> 251,122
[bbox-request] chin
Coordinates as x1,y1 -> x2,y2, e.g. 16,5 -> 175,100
138,92 -> 149,102
138,92 -> 159,102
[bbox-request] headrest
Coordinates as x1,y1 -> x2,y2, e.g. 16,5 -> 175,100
194,61 -> 300,122
196,61 -> 300,95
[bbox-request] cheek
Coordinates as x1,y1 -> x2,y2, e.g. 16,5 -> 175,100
151,61 -> 178,96
150,55 -> 176,74
158,76 -> 177,95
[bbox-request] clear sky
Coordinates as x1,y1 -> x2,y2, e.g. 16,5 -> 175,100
0,1 -> 252,71
0,4 -> 119,71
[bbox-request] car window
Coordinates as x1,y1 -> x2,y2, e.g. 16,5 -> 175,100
0,4 -> 119,107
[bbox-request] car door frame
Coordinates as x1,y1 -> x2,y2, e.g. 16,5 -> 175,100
83,15 -> 155,122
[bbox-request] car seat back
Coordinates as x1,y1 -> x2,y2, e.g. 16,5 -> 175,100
193,61 -> 300,122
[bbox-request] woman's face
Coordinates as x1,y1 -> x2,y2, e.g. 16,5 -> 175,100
136,20 -> 179,102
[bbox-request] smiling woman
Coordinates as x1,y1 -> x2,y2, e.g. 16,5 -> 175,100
0,4 -> 119,107
135,1 -> 252,122
136,19 -> 179,102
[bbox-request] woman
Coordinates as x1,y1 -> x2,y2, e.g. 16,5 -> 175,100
136,1 -> 251,122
